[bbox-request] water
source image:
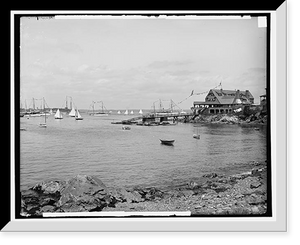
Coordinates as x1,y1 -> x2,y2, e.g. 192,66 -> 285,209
20,112 -> 267,191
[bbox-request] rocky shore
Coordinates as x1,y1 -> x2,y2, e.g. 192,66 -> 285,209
191,112 -> 267,125
21,161 -> 268,217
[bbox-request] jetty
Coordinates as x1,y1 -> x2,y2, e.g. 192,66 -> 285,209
112,111 -> 193,125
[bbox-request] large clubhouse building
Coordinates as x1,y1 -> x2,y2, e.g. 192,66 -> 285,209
192,89 -> 254,115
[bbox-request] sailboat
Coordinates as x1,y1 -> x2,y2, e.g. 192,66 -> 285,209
130,110 -> 134,115
69,107 -> 76,117
90,101 -> 109,116
75,109 -> 83,120
39,98 -> 47,127
139,109 -> 143,114
117,111 -> 121,114
124,110 -> 128,115
54,108 -> 63,119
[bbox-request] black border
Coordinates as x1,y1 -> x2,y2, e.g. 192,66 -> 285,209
10,11 -> 273,224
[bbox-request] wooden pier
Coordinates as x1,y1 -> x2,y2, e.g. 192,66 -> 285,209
112,112 -> 194,125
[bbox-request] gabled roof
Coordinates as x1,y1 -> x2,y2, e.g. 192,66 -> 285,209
211,90 -> 235,104
210,89 -> 253,105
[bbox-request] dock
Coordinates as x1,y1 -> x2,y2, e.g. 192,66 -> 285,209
112,112 -> 194,125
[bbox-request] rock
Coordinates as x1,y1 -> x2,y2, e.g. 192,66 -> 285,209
145,187 -> 164,200
110,188 -> 143,203
32,180 -> 66,194
40,205 -> 56,213
181,190 -> 194,197
251,206 -> 260,214
246,193 -> 266,205
58,175 -> 113,212
203,173 -> 218,178
22,189 -> 39,206
250,182 -> 262,189
235,194 -> 244,199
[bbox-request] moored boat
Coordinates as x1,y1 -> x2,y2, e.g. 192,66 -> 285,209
160,139 -> 175,145
75,109 -> 83,120
54,108 -> 63,119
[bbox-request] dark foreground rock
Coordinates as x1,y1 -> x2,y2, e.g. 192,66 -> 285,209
21,162 -> 268,216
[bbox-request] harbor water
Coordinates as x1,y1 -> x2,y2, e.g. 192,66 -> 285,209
19,112 -> 267,191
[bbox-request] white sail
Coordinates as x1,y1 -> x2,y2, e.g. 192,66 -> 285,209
139,109 -> 143,114
130,110 -> 134,114
76,109 -> 82,119
49,109 -> 53,115
124,110 -> 128,115
117,111 -> 121,114
69,107 -> 76,117
54,109 -> 63,119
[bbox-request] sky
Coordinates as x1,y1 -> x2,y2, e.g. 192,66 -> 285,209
20,15 -> 267,110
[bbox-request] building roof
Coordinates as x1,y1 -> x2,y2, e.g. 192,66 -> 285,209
193,88 -> 253,106
212,89 -> 254,98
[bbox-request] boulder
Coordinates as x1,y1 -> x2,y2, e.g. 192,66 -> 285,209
32,180 -> 66,195
202,173 -> 218,178
109,188 -> 143,203
57,175 -> 113,212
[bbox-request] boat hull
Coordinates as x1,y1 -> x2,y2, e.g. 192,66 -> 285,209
160,139 -> 175,145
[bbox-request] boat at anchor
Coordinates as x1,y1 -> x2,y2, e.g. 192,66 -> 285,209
160,139 -> 175,145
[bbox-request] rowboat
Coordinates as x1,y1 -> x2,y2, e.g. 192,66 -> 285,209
160,139 -> 175,145
193,134 -> 200,139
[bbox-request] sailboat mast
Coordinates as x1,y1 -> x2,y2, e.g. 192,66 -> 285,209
43,97 -> 46,123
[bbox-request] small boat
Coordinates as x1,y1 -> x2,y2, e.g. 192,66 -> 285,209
75,109 -> 83,120
139,109 -> 143,114
160,139 -> 175,145
39,123 -> 47,128
124,110 -> 128,115
117,111 -> 121,114
130,110 -> 134,115
122,125 -> 131,130
193,134 -> 200,139
54,108 -> 63,119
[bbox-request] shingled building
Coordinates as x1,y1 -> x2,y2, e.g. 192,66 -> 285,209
192,89 -> 254,115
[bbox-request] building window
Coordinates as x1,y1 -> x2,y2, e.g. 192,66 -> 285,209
210,109 -> 214,114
